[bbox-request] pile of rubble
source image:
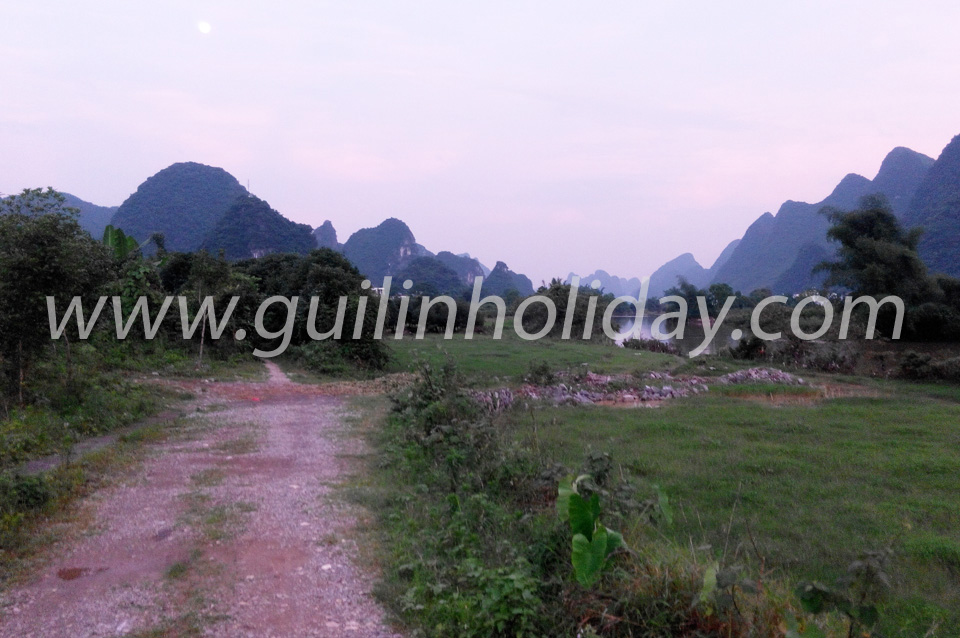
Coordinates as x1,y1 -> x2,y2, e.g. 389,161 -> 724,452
468,388 -> 516,414
717,367 -> 804,385
470,370 -> 710,410
469,367 -> 802,412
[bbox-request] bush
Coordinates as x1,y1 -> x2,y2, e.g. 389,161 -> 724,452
403,297 -> 474,334
933,357 -> 960,382
0,473 -> 54,549
525,360 -> 555,386
897,351 -> 935,380
623,338 -> 680,355
730,335 -> 858,373
291,341 -> 350,375
908,302 -> 960,341
898,351 -> 960,382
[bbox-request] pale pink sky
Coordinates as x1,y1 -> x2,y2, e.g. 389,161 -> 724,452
3,1 -> 960,283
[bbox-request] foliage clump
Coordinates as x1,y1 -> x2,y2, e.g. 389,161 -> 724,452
366,361 -> 843,637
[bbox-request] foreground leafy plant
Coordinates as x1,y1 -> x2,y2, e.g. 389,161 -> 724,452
795,548 -> 892,637
557,474 -> 624,587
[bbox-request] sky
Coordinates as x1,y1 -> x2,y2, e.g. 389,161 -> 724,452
3,1 -> 960,285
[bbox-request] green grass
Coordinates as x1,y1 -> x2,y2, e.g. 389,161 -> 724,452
387,323 -> 679,385
0,416 -> 203,586
213,433 -> 259,455
190,468 -> 225,488
164,549 -> 203,581
512,390 -> 960,635
709,382 -> 821,398
341,331 -> 960,635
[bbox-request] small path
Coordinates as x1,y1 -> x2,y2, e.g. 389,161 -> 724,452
0,362 -> 401,638
16,410 -> 182,476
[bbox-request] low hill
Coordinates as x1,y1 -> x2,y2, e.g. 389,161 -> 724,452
482,261 -> 535,297
565,270 -> 643,298
395,256 -> 466,296
341,218 -> 426,282
200,195 -> 315,260
62,193 -> 117,238
111,162 -> 248,252
435,251 -> 487,286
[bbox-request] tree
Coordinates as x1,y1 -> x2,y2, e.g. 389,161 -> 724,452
519,279 -> 613,339
0,188 -> 112,401
182,250 -> 235,365
818,194 -> 960,340
233,249 -> 390,369
663,277 -> 705,317
818,195 -> 936,304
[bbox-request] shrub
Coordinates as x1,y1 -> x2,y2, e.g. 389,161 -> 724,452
898,351 -> 935,380
623,338 -> 680,355
730,336 -> 858,373
907,302 -> 960,341
0,473 -> 54,549
525,360 -> 555,386
933,357 -> 960,382
291,341 -> 350,375
898,351 -> 960,382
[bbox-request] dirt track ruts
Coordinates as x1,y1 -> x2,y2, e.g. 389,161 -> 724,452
0,362 -> 401,638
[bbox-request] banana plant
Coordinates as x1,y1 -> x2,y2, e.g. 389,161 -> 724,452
557,475 -> 625,587
102,224 -> 139,260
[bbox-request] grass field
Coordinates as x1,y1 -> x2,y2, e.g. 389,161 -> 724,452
385,333 -> 960,636
386,322 -> 678,384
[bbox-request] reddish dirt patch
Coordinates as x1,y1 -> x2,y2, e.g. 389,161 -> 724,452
0,362 -> 400,638
55,568 -> 89,581
727,383 -> 882,406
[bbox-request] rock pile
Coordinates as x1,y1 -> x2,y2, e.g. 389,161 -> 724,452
717,367 -> 803,385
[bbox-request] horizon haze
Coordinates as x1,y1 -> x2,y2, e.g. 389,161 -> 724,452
3,1 -> 960,283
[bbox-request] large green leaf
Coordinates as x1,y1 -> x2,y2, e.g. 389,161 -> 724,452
604,526 -> 624,556
654,484 -> 674,527
699,561 -> 719,604
557,474 -> 593,523
568,492 -> 600,541
123,234 -> 138,256
572,528 -> 608,587
557,476 -> 574,522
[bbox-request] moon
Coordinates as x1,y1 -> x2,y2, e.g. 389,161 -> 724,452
197,21 -> 212,35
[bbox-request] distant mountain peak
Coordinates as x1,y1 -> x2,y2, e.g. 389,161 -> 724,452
111,161 -> 248,252
878,146 -> 935,170
313,220 -> 340,250
201,194 -> 315,260
483,261 -> 534,296
828,173 -> 872,201
341,218 -> 420,281
711,141 -> 938,293
872,146 -> 935,216
904,134 -> 960,276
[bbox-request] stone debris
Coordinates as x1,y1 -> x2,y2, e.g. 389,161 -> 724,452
470,367 -> 802,410
717,367 -> 804,385
470,369 -> 712,409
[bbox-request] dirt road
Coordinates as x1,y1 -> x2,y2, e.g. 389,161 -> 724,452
0,362 -> 401,638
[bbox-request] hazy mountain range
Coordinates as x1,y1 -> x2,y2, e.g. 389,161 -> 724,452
573,135 -> 960,298
60,161 -> 532,296
568,239 -> 741,298
50,132 -> 960,299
